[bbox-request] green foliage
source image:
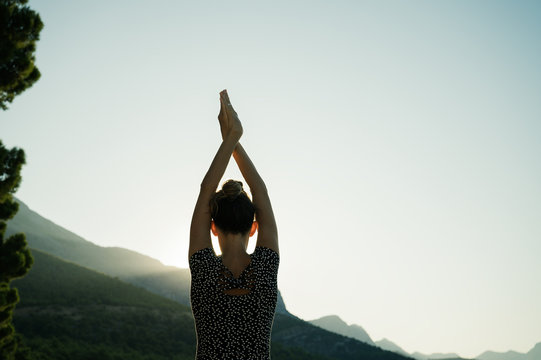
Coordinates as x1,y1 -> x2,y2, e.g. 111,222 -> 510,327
13,249 -> 185,310
0,2 -> 42,354
0,143 -> 32,285
270,341 -> 334,360
0,141 -> 25,205
0,286 -> 17,311
0,0 -> 43,110
14,250 -> 197,360
0,141 -> 33,359
7,200 -> 416,360
12,250 -> 414,360
0,233 -> 33,282
272,313 -> 412,360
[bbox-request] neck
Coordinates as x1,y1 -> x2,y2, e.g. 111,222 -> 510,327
218,232 -> 249,257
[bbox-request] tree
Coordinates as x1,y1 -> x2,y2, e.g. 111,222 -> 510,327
0,0 -> 43,110
0,142 -> 33,359
1,1 -> 42,358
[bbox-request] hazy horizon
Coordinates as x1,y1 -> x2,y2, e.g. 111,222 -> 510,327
11,196 -> 541,358
2,0 -> 540,358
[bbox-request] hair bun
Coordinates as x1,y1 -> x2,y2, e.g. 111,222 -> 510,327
222,179 -> 244,200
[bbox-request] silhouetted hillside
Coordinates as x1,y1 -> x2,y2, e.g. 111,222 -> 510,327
13,251 -> 329,359
6,199 -> 174,276
13,250 -> 413,360
477,342 -> 541,360
273,314 -> 411,360
6,198 -> 290,314
310,314 -> 375,345
376,338 -> 411,357
13,250 -> 196,360
10,200 -> 415,360
412,353 -> 461,360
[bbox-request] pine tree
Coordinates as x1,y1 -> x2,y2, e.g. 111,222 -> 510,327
0,142 -> 33,360
0,0 -> 43,110
1,1 -> 42,358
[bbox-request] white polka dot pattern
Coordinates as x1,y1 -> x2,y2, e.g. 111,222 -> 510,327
189,246 -> 280,359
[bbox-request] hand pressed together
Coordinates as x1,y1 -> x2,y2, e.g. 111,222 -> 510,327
218,89 -> 243,140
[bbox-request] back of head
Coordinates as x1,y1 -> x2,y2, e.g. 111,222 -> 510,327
210,180 -> 255,235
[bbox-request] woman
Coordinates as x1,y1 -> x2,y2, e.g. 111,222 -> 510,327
189,89 -> 279,359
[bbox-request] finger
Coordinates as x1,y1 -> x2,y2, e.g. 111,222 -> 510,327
222,90 -> 233,107
220,91 -> 230,109
218,95 -> 224,119
219,93 -> 227,112
220,89 -> 229,104
219,94 -> 230,124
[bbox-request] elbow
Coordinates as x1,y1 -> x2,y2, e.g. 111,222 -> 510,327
250,182 -> 269,195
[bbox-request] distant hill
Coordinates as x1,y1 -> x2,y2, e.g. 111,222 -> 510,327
411,352 -> 460,360
13,250 -> 330,360
310,318 -> 465,360
376,338 -> 411,357
6,199 -> 176,276
376,339 -> 468,360
9,199 -> 414,360
411,352 -> 461,360
272,314 -> 412,360
6,198 -> 289,314
13,250 -> 414,360
477,342 -> 541,360
309,315 -> 375,345
13,249 -> 197,360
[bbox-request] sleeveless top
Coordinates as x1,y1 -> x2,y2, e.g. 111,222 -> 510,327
189,246 -> 280,360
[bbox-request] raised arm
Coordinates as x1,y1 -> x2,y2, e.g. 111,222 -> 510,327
220,90 -> 279,254
189,93 -> 243,258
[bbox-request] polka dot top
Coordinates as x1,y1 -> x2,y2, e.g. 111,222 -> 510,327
189,246 -> 280,360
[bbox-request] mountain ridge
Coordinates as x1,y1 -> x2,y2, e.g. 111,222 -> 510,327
6,198 -> 290,314
13,249 -> 197,359
309,314 -> 375,345
8,198 -> 540,360
9,198 -> 414,359
12,247 -> 411,359
477,342 -> 541,360
312,316 -> 466,360
7,199 -> 180,275
376,338 -> 411,357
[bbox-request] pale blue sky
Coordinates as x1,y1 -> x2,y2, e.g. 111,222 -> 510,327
2,1 -> 540,357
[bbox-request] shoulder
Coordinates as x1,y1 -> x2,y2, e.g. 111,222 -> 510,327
253,246 -> 279,264
189,247 -> 217,270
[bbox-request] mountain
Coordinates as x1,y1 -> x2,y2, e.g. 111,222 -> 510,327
411,352 -> 461,360
13,249 -> 328,360
528,343 -> 541,360
477,350 -> 523,360
309,315 -> 375,345
307,315 -> 466,360
6,198 -> 289,314
6,199 -> 177,276
376,338 -> 412,358
477,342 -> 541,360
9,198 -> 414,359
377,339 -> 467,360
12,249 -> 413,360
273,314 -> 412,360
13,249 -> 197,360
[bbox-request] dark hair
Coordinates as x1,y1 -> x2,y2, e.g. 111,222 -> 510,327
210,180 -> 255,235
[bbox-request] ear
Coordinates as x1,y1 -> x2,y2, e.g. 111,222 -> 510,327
211,221 -> 218,236
249,221 -> 258,237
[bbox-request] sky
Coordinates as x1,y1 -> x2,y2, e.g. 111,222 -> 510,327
2,0 -> 540,358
